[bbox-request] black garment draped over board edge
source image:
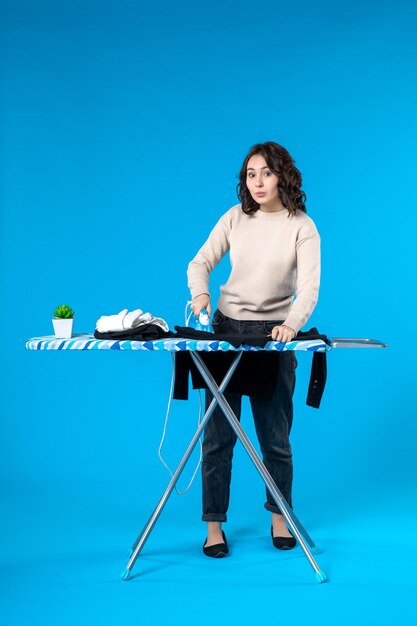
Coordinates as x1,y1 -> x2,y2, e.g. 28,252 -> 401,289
172,326 -> 330,409
93,324 -> 330,409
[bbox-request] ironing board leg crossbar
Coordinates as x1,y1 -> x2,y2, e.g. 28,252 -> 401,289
121,351 -> 327,584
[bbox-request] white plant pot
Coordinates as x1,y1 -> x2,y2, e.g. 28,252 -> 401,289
52,318 -> 74,338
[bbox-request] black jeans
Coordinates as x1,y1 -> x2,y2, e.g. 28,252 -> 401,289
202,309 -> 298,522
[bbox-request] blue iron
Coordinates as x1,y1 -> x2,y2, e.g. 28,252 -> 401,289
185,301 -> 213,332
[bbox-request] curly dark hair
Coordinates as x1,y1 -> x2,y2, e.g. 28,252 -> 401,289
236,141 -> 307,216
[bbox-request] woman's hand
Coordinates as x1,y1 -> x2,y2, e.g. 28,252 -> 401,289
191,293 -> 211,318
268,324 -> 296,342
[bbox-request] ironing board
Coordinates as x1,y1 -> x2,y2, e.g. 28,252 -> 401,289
25,332 -> 388,584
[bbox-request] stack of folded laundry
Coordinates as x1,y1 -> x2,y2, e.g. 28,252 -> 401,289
94,308 -> 175,340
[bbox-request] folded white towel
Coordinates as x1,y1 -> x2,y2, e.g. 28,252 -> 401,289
132,312 -> 152,327
132,312 -> 169,332
95,308 -> 169,333
96,309 -> 128,333
123,308 -> 143,329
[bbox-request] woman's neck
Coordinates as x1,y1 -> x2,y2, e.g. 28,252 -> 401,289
258,199 -> 286,212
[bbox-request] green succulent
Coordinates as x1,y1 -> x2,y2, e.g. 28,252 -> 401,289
53,304 -> 75,319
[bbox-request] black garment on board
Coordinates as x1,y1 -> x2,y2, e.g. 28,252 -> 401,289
172,326 -> 330,409
94,323 -> 175,341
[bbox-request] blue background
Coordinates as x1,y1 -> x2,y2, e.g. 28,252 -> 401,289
1,0 -> 416,623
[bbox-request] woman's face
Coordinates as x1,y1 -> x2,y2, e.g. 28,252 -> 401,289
246,154 -> 279,205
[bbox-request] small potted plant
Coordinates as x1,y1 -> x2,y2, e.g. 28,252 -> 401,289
52,304 -> 75,338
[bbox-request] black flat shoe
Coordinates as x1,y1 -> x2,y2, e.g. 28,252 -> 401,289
270,525 -> 297,550
203,530 -> 229,558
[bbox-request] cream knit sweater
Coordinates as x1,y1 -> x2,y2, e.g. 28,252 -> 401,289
187,203 -> 321,334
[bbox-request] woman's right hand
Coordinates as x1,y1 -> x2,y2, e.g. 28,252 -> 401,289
191,293 -> 211,318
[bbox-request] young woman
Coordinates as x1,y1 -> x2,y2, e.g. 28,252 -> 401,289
187,141 -> 321,557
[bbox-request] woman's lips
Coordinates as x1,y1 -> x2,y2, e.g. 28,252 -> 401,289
255,192 -> 266,196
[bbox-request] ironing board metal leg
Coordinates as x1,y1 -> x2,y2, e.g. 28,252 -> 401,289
121,351 -> 244,580
189,352 -> 327,583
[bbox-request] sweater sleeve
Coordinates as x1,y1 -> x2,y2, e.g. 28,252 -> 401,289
283,227 -> 321,335
187,209 -> 232,299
